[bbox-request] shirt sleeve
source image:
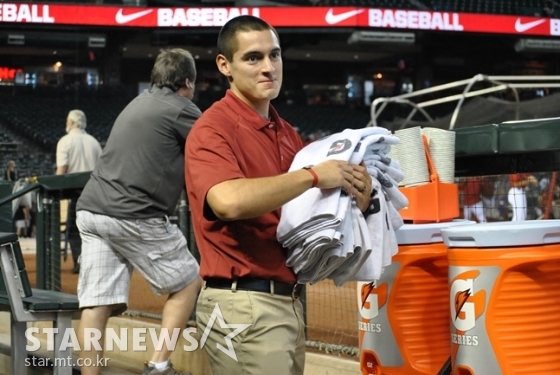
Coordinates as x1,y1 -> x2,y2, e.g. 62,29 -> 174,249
175,101 -> 202,143
185,120 -> 245,215
56,136 -> 69,167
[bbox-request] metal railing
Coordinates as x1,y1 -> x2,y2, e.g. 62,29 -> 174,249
0,173 -> 196,291
0,173 -> 90,290
369,74 -> 560,130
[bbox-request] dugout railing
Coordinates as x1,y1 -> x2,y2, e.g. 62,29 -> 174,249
0,173 -> 91,291
0,172 -> 201,292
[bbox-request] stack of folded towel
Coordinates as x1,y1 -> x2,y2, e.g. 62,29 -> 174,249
277,127 -> 408,286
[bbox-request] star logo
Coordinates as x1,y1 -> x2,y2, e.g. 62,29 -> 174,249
198,304 -> 251,361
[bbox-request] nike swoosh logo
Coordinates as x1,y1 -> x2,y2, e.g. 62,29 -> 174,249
115,9 -> 153,24
515,18 -> 546,33
325,8 -> 364,25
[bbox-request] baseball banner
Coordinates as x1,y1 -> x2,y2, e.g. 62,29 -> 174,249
0,3 -> 558,37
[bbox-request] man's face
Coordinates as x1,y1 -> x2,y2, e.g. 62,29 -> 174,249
65,117 -> 72,133
220,29 -> 282,108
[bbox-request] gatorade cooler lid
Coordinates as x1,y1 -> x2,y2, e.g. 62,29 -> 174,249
441,220 -> 560,247
396,219 -> 475,245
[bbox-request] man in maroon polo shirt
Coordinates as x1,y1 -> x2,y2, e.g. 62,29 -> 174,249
185,15 -> 372,375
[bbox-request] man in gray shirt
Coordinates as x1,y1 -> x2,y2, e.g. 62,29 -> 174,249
76,48 -> 202,375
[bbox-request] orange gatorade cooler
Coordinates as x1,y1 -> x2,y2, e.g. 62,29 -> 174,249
441,221 -> 560,375
358,220 -> 473,375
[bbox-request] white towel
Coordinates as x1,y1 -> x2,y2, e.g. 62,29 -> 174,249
344,177 -> 399,282
289,226 -> 340,273
330,205 -> 373,286
289,127 -> 391,171
286,197 -> 350,272
278,128 -> 405,287
278,188 -> 346,245
348,134 -> 399,165
366,167 -> 408,210
278,129 -> 391,245
297,211 -> 354,284
386,199 -> 405,231
364,159 -> 405,183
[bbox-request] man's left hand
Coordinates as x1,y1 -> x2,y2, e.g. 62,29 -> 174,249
351,163 -> 372,213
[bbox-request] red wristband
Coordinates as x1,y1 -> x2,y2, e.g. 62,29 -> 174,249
303,167 -> 319,188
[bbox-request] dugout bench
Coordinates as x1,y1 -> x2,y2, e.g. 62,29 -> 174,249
0,173 -> 89,374
0,232 -> 80,375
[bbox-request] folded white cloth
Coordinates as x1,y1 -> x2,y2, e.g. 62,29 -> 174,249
352,179 -> 399,282
296,211 -> 354,284
348,134 -> 399,165
278,128 -> 406,287
330,205 -> 373,286
278,128 -> 392,243
279,191 -> 350,250
366,167 -> 408,210
289,127 -> 392,170
364,158 -> 405,183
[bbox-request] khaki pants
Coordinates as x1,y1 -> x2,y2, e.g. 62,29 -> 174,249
196,285 -> 306,375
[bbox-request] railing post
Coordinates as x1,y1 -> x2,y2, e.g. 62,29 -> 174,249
50,196 -> 61,291
37,191 -> 50,290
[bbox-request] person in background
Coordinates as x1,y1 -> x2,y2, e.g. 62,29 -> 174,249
56,109 -> 102,273
508,173 -> 538,221
185,15 -> 372,375
480,175 -> 497,220
460,176 -> 487,223
13,190 -> 31,237
4,160 -> 17,181
76,48 -> 202,375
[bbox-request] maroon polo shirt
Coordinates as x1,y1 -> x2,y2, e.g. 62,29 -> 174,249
185,90 -> 304,283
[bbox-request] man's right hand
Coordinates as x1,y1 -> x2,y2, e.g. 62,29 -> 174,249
310,160 -> 355,192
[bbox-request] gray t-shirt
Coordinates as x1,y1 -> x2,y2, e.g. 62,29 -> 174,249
77,86 -> 201,218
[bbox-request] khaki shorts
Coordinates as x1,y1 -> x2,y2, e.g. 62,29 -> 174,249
76,210 -> 200,313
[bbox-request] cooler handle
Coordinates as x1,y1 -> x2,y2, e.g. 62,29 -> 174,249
422,134 -> 440,183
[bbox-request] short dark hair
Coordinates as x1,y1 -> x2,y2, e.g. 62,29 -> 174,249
217,15 -> 280,61
151,48 -> 197,92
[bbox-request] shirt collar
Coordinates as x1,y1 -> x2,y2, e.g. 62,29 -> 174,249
223,90 -> 280,130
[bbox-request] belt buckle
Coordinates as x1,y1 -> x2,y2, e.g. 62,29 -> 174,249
292,283 -> 303,299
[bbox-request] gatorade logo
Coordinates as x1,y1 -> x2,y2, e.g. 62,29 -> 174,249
357,281 -> 386,333
359,281 -> 387,319
450,270 -> 486,347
